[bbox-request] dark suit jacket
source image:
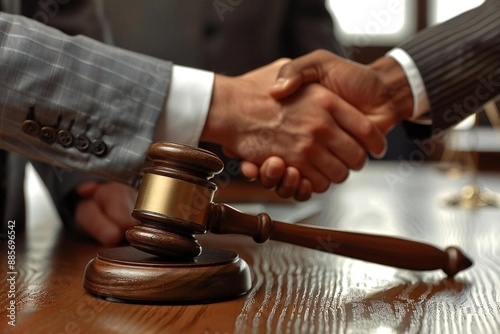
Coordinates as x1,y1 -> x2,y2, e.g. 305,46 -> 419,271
401,0 -> 500,137
105,0 -> 344,76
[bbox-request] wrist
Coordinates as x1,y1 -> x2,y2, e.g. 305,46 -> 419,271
370,56 -> 414,121
200,74 -> 232,144
201,64 -> 284,159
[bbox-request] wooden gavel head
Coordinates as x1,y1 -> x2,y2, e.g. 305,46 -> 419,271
126,142 -> 225,258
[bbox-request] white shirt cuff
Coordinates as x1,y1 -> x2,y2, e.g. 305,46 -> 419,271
386,48 -> 431,124
155,65 -> 214,146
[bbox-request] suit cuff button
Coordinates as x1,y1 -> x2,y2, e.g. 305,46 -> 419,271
57,130 -> 74,147
22,120 -> 40,136
75,134 -> 90,152
40,126 -> 57,143
91,139 -> 107,156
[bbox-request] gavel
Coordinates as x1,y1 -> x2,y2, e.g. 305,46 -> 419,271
126,142 -> 473,278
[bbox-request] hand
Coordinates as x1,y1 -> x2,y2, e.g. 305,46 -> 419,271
74,181 -> 138,245
240,157 -> 313,201
269,50 -> 414,134
201,59 -> 387,193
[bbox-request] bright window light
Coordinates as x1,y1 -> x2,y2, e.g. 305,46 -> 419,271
429,0 -> 485,25
327,0 -> 416,46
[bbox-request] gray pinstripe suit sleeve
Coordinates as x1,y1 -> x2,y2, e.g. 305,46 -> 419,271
399,0 -> 500,134
0,12 -> 172,185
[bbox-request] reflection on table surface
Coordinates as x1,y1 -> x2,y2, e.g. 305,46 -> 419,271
1,161 -> 499,333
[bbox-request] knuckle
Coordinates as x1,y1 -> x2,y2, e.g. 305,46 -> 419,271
296,137 -> 316,156
331,168 -> 349,184
314,181 -> 330,193
314,121 -> 332,137
351,150 -> 367,170
306,116 -> 332,138
314,49 -> 331,58
357,118 -> 376,138
277,57 -> 291,63
312,89 -> 334,109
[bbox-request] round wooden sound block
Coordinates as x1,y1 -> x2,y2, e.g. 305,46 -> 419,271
83,246 -> 251,303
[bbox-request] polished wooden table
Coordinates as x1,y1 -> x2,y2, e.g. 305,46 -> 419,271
1,162 -> 500,333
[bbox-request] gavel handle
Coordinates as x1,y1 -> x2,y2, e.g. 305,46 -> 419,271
208,203 -> 472,277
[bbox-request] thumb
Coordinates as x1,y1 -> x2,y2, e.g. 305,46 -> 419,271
269,65 -> 305,100
269,49 -> 336,100
75,181 -> 100,197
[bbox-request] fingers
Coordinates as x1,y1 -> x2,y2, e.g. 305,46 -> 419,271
243,157 -> 299,197
274,167 -> 300,199
267,165 -> 313,201
270,77 -> 304,100
74,182 -> 138,245
259,157 -> 286,188
280,84 -> 385,174
93,183 -> 137,232
326,95 -> 388,159
74,199 -> 123,245
237,134 -> 359,195
240,160 -> 259,181
295,179 -> 313,201
308,148 -> 349,189
257,159 -> 315,201
239,158 -> 314,201
75,181 -> 100,197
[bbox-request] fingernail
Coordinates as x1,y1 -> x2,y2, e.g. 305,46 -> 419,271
283,176 -> 296,188
373,145 -> 387,159
271,78 -> 287,90
265,166 -> 281,179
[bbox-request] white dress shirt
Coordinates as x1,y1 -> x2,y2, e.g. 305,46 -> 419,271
157,65 -> 214,146
386,48 -> 431,124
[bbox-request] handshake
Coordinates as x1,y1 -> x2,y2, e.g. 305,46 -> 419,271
201,50 -> 416,201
